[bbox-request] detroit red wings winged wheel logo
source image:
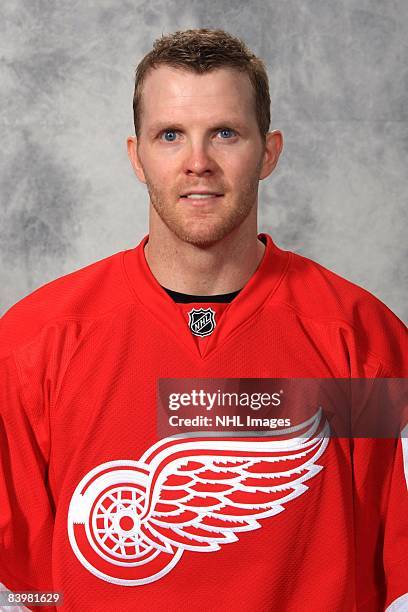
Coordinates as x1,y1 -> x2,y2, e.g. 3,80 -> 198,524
68,409 -> 329,585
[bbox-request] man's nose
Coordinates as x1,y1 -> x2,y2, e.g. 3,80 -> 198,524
183,141 -> 217,176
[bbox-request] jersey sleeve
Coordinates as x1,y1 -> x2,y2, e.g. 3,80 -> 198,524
351,364 -> 408,610
348,289 -> 408,610
0,351 -> 55,607
0,291 -> 95,611
352,433 -> 408,610
383,425 -> 408,609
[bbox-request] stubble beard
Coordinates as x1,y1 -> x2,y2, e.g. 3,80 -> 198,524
145,172 -> 261,248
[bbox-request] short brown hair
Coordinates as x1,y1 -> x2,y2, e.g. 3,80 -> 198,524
132,28 -> 271,140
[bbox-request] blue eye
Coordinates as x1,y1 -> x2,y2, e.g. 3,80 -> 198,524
162,130 -> 178,142
160,128 -> 236,142
219,128 -> 235,138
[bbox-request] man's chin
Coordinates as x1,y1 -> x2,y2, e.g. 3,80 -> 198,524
170,222 -> 236,248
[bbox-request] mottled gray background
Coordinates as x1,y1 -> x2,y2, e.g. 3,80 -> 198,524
1,0 -> 407,321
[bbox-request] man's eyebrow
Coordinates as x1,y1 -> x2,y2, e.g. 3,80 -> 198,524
147,121 -> 247,135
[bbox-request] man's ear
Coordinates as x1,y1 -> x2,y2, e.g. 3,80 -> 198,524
126,136 -> 147,184
259,130 -> 283,180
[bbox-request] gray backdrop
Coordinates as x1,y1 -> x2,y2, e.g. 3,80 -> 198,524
1,0 -> 407,322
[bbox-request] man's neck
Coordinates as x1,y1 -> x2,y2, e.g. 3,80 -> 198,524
144,221 -> 265,296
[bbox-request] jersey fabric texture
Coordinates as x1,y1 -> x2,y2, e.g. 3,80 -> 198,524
0,233 -> 407,612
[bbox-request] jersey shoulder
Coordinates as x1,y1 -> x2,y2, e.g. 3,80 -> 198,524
273,250 -> 407,374
276,250 -> 402,321
0,249 -> 134,358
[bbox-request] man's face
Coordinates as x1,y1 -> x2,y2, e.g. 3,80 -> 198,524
128,65 -> 281,247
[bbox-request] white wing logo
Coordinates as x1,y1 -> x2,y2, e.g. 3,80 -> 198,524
68,409 -> 329,585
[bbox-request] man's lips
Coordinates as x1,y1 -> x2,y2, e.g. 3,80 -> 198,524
179,194 -> 224,205
179,194 -> 224,199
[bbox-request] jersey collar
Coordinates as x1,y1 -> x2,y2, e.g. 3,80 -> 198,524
122,233 -> 291,360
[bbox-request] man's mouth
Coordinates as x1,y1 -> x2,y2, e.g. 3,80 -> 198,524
180,193 -> 224,200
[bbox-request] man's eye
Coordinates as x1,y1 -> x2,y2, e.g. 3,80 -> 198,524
218,128 -> 236,139
159,128 -> 236,142
160,130 -> 178,142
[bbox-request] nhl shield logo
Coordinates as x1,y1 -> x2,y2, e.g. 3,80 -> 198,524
188,307 -> 216,337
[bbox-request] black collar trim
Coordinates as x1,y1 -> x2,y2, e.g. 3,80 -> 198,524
161,287 -> 241,304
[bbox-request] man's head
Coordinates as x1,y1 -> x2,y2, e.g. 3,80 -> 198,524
127,29 -> 282,247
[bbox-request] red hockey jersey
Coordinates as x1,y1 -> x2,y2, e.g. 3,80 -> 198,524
0,233 -> 407,611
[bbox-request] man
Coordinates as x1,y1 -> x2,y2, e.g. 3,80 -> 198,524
0,28 -> 407,612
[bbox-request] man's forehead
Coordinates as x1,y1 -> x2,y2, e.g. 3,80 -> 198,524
141,65 -> 255,122
142,65 -> 253,101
